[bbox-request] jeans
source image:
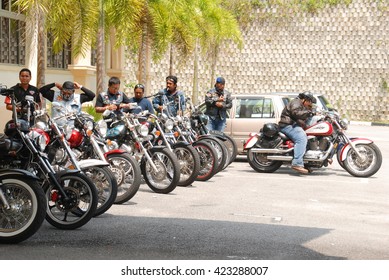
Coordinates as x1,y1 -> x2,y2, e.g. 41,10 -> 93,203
280,124 -> 307,167
206,116 -> 226,132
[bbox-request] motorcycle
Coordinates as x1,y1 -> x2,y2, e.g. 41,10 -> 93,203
244,111 -> 382,177
66,110 -> 141,204
99,109 -> 180,194
0,86 -> 98,229
0,168 -> 46,243
37,105 -> 118,216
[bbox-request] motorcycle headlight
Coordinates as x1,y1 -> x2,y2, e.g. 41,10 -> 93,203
96,120 -> 107,137
340,118 -> 348,130
85,119 -> 94,131
64,125 -> 73,140
35,121 -> 48,131
27,131 -> 48,151
165,119 -> 174,131
183,118 -> 192,129
138,124 -> 149,137
54,147 -> 67,164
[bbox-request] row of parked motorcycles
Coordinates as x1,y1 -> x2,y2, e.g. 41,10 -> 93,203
0,86 -> 237,244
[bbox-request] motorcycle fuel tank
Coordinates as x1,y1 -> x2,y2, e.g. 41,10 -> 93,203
306,121 -> 333,136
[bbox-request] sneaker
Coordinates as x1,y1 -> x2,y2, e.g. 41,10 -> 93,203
291,165 -> 309,174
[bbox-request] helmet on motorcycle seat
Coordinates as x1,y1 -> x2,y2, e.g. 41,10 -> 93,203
4,119 -> 30,136
262,123 -> 279,138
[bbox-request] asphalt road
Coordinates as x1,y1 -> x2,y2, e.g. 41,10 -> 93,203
1,124 -> 388,261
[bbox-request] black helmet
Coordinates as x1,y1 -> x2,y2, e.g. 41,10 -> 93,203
299,92 -> 316,103
262,123 -> 279,138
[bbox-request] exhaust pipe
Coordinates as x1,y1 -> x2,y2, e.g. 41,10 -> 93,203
249,147 -> 293,154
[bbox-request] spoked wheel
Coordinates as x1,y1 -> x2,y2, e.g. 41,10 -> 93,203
210,132 -> 238,166
44,172 -> 98,230
173,143 -> 201,187
82,166 -> 117,217
200,137 -> 228,173
343,143 -> 382,177
107,153 -> 141,204
247,149 -> 282,173
0,177 -> 46,244
193,140 -> 218,181
141,147 -> 180,194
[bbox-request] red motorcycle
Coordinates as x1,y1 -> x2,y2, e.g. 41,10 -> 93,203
244,111 -> 382,177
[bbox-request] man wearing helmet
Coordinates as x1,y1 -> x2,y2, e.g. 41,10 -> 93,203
278,92 -> 314,174
39,81 -> 95,119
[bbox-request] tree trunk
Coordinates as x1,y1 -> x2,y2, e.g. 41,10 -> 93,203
96,0 -> 105,95
192,40 -> 199,104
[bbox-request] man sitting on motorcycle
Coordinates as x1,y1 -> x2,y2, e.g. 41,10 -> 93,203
278,92 -> 315,174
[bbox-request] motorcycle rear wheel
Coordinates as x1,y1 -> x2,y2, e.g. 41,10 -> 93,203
174,143 -> 201,187
0,177 -> 46,244
247,149 -> 282,173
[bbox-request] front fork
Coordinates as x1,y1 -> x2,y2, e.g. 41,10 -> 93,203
0,185 -> 10,209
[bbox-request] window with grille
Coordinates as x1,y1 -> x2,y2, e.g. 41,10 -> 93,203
46,33 -> 72,69
0,1 -> 25,65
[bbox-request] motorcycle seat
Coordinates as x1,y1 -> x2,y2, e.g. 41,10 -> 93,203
279,132 -> 289,141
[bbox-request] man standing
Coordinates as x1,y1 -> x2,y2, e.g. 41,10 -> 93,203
204,77 -> 232,132
129,84 -> 154,114
95,76 -> 133,113
152,76 -> 186,116
5,68 -> 42,124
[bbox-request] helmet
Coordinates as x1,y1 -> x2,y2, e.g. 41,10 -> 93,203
4,119 -> 30,136
262,123 -> 279,138
298,92 -> 316,103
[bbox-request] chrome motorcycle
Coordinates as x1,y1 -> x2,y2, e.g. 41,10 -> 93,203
244,111 -> 382,177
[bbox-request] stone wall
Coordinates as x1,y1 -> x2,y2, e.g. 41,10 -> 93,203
127,0 -> 388,122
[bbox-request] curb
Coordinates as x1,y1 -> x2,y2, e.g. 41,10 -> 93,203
349,121 -> 389,127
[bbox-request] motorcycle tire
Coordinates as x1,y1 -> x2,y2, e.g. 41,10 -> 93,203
82,166 -> 118,217
107,153 -> 141,204
193,140 -> 219,181
0,176 -> 46,244
342,143 -> 382,177
247,149 -> 282,173
210,132 -> 238,166
173,143 -> 201,187
199,137 -> 228,173
44,172 -> 98,230
141,147 -> 180,194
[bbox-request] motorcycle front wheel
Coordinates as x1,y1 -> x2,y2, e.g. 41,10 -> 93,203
141,147 -> 180,194
343,143 -> 382,177
193,140 -> 218,181
0,177 -> 46,244
44,172 -> 98,230
107,153 -> 141,204
173,143 -> 201,187
82,166 -> 118,217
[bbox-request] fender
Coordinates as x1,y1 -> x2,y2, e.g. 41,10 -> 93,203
198,135 -> 226,142
0,169 -> 39,181
243,134 -> 260,150
78,159 -> 110,169
150,146 -> 168,152
171,141 -> 190,149
104,149 -> 127,156
340,138 -> 373,162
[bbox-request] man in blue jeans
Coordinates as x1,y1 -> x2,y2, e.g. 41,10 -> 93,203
278,92 -> 315,174
204,77 -> 232,132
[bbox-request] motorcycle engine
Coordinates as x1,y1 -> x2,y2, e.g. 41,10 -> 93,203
308,136 -> 329,151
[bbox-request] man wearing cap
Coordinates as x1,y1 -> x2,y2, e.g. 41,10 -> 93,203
39,81 -> 95,120
204,77 -> 232,132
152,75 -> 186,116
